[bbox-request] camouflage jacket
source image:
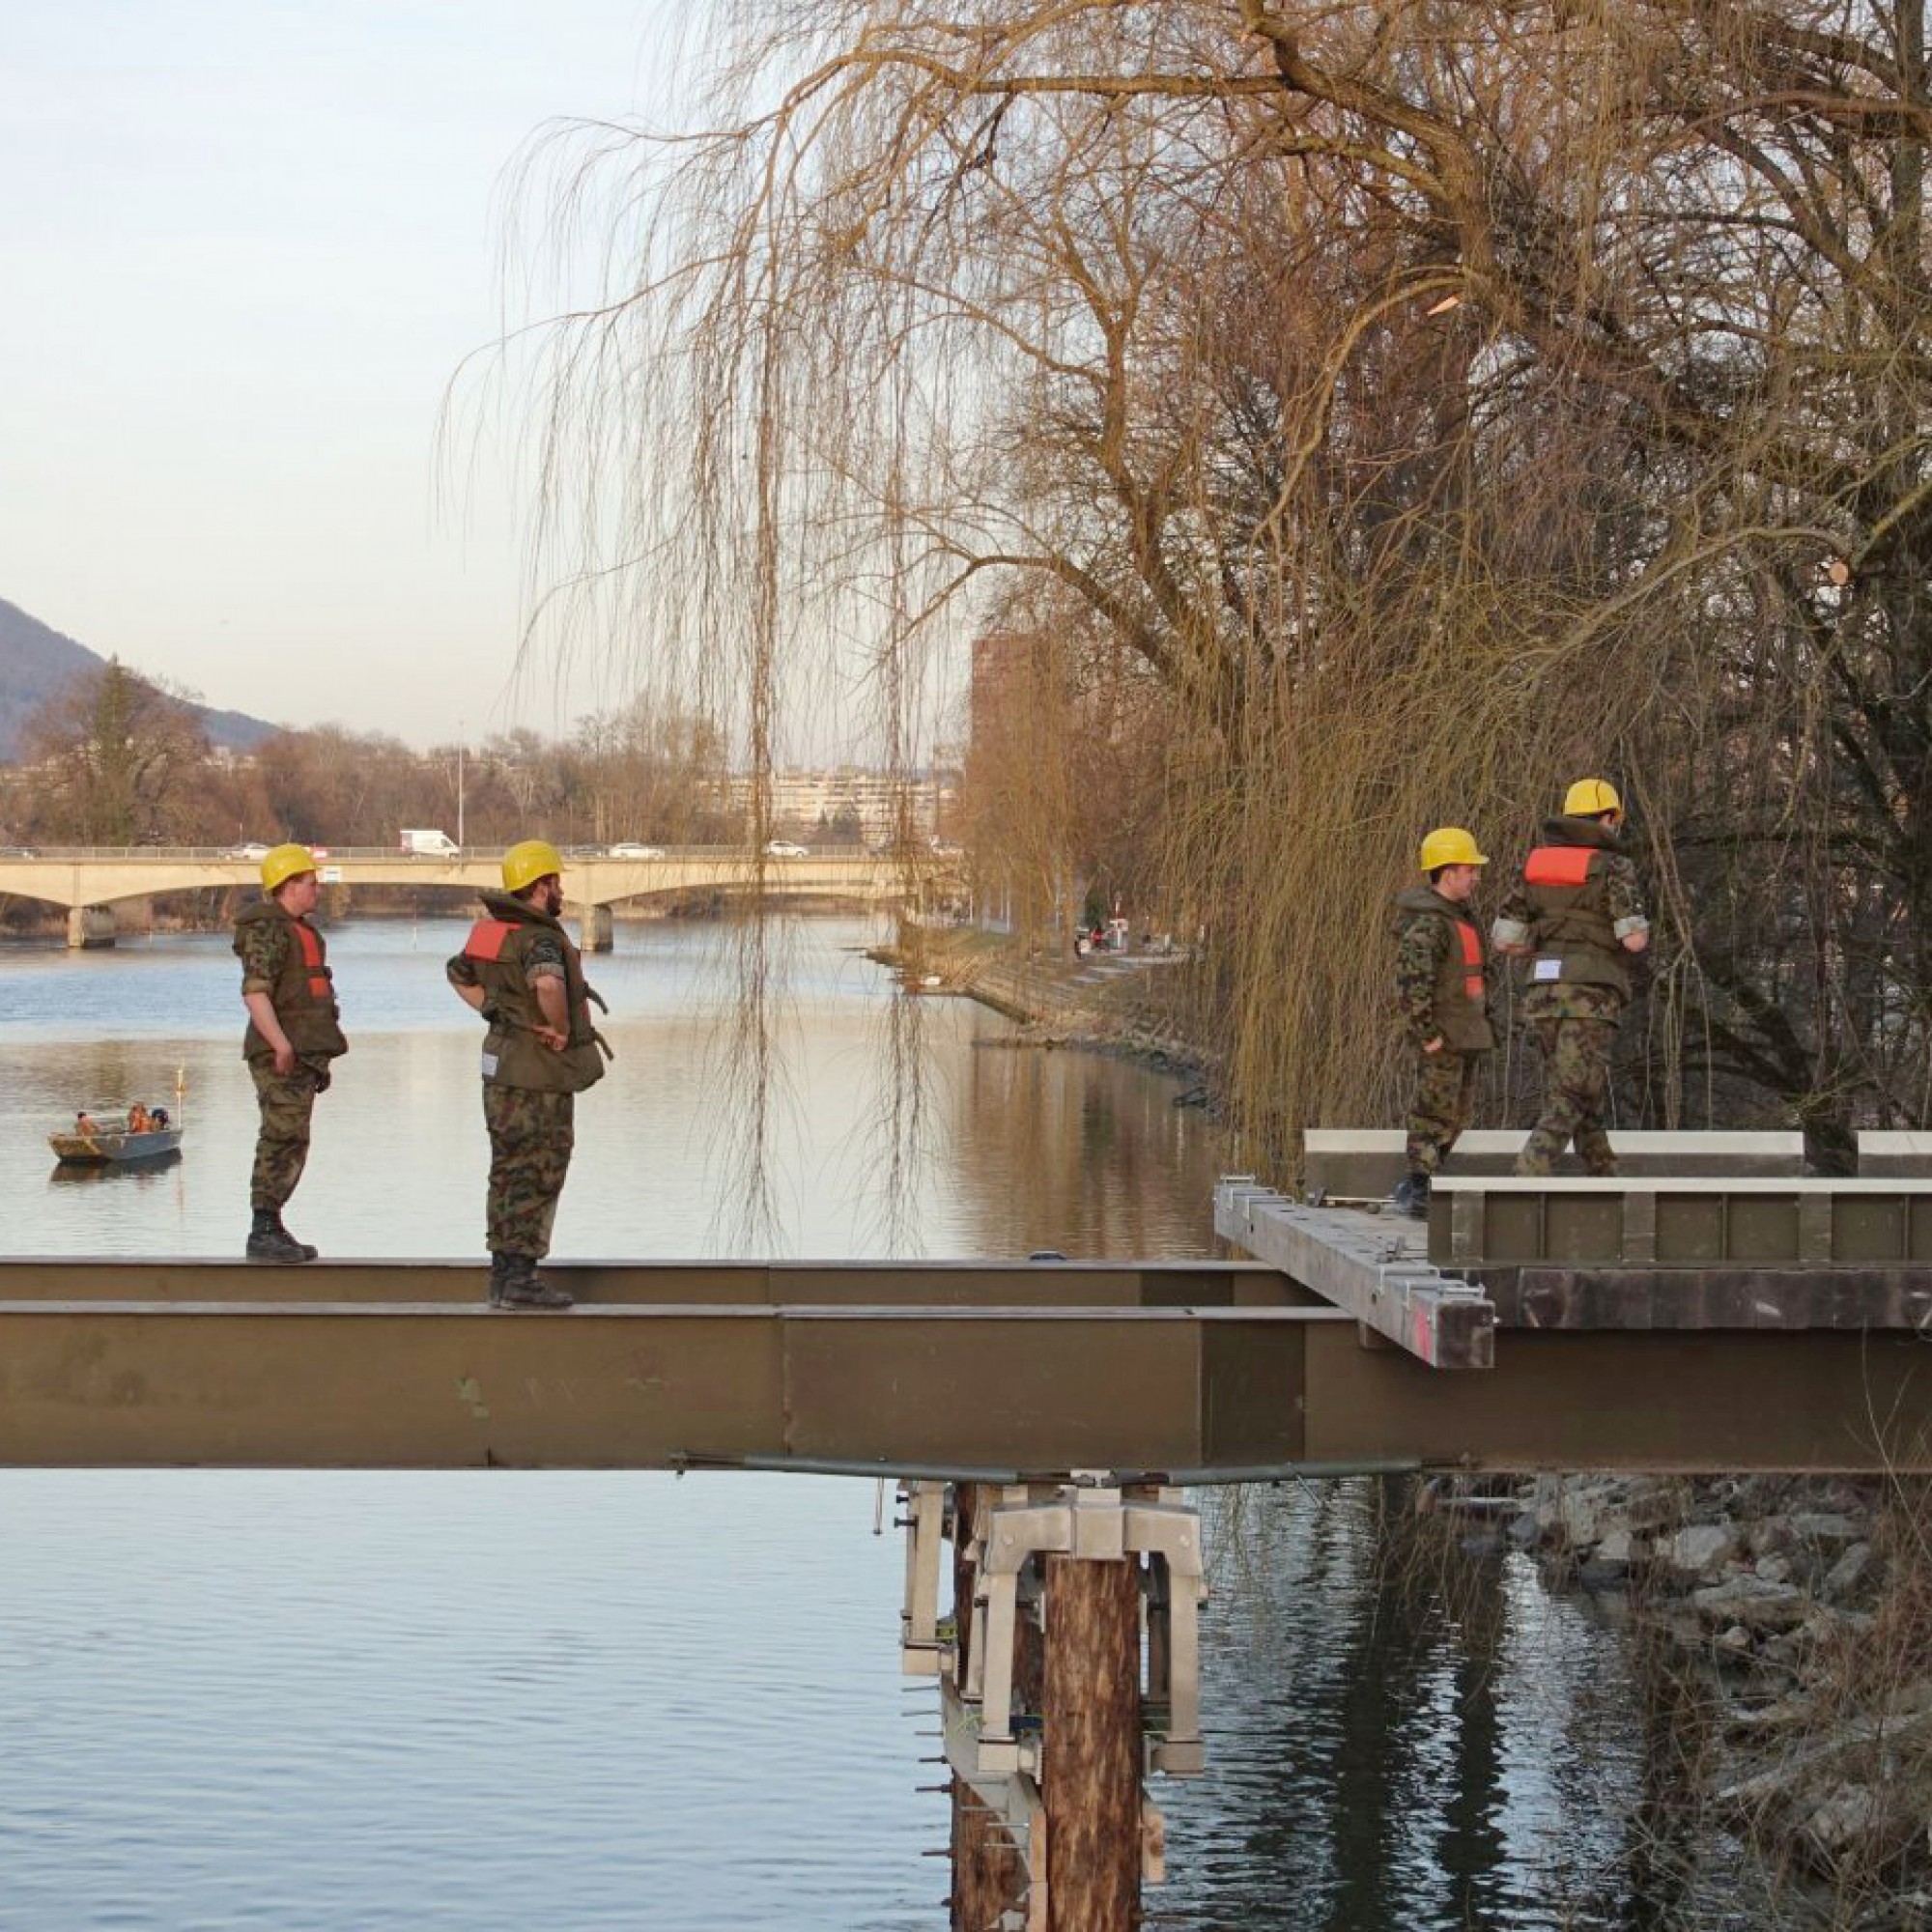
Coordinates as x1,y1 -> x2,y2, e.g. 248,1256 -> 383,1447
1392,886 -> 1494,1052
1493,816 -> 1649,1020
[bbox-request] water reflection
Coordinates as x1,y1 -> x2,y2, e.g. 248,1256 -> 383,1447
1154,1481 -> 1770,1932
0,918 -> 1225,1263
46,1150 -> 185,1186
0,918 -> 1747,1929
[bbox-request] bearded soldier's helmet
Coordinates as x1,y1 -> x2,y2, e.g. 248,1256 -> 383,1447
501,839 -> 565,893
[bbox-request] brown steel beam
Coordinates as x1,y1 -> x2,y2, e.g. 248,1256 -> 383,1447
1480,1264 -> 1932,1332
0,1257 -> 1303,1308
0,1291 -> 1926,1474
1308,1329 -> 1932,1473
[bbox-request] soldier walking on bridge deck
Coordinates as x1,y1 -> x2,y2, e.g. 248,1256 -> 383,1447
1391,828 -> 1494,1219
447,839 -> 611,1310
235,842 -> 346,1263
1492,779 -> 1651,1177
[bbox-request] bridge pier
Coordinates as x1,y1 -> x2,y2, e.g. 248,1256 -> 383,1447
66,905 -> 116,950
570,901 -> 612,952
906,1480 -> 1202,1931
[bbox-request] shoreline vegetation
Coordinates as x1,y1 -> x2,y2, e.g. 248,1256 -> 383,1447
902,923 -> 1932,1915
1437,1471 -> 1932,1922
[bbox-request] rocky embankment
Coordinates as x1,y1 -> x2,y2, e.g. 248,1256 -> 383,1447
1435,1471 -> 1932,1895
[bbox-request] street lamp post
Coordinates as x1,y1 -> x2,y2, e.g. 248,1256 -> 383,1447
456,721 -> 466,850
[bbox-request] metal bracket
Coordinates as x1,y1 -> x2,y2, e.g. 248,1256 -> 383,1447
959,1482 -> 1208,1780
898,1480 -> 950,1675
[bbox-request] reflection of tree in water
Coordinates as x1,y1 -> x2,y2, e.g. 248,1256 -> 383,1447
944,1033 -> 1224,1257
1161,1481 -> 1762,1930
1610,1624 -> 1730,1932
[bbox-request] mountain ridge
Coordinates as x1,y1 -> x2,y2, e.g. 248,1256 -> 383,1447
0,598 -> 280,759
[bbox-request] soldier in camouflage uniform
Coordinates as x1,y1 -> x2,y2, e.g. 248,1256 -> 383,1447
234,842 -> 348,1262
1492,778 -> 1651,1176
1390,828 -> 1495,1217
447,838 -> 610,1309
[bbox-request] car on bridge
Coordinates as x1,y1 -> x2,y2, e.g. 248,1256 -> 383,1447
227,842 -> 271,861
763,839 -> 810,858
608,842 -> 667,859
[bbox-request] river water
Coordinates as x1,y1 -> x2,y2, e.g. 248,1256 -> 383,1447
0,917 -> 1756,1929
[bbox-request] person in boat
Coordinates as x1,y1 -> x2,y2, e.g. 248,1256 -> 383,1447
127,1103 -> 151,1132
150,1106 -> 170,1130
234,843 -> 347,1263
74,1110 -> 99,1136
446,838 -> 611,1311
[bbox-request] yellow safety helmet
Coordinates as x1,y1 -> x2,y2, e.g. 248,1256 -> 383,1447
260,843 -> 317,894
1563,778 -> 1622,817
501,838 -> 565,894
1418,826 -> 1488,872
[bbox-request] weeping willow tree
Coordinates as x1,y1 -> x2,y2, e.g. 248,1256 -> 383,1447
508,0 -> 1932,1176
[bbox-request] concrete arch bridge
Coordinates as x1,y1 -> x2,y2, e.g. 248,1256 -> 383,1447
0,847 -> 936,948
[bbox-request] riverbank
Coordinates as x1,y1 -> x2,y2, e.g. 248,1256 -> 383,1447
873,925 -> 1214,1091
896,929 -> 1932,1910
1431,1470 -> 1932,1912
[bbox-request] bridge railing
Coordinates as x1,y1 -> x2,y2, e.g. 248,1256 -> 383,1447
7,843 -> 889,863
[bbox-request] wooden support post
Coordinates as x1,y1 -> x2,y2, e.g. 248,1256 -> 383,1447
951,1772 -> 1027,1932
951,1484 -> 1027,1932
1041,1551 -> 1141,1932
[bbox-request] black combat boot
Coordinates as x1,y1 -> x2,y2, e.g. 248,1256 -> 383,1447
246,1207 -> 316,1264
1390,1172 -> 1432,1221
494,1255 -> 574,1311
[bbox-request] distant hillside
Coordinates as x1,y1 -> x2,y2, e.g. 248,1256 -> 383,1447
0,598 -> 280,760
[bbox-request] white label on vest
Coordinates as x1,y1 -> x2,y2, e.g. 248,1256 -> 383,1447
480,1050 -> 499,1078
1532,957 -> 1562,982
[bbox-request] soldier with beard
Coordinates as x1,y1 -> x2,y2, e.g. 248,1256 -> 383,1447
447,839 -> 611,1308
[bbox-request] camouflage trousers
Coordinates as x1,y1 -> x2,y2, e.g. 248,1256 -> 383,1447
248,1059 -> 329,1210
484,1085 -> 576,1261
1405,1048 -> 1482,1175
1518,1018 -> 1618,1176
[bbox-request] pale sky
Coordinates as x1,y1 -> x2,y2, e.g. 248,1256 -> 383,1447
1,0 -> 692,749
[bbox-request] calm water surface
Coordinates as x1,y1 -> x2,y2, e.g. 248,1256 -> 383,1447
0,918 -> 1750,1928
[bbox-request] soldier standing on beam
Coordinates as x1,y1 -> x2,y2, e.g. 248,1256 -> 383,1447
447,838 -> 611,1310
235,842 -> 347,1263
1390,828 -> 1494,1219
1492,778 -> 1651,1177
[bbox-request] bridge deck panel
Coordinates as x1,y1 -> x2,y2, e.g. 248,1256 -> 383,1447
0,1258 -> 1293,1308
0,1287 -> 1924,1475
